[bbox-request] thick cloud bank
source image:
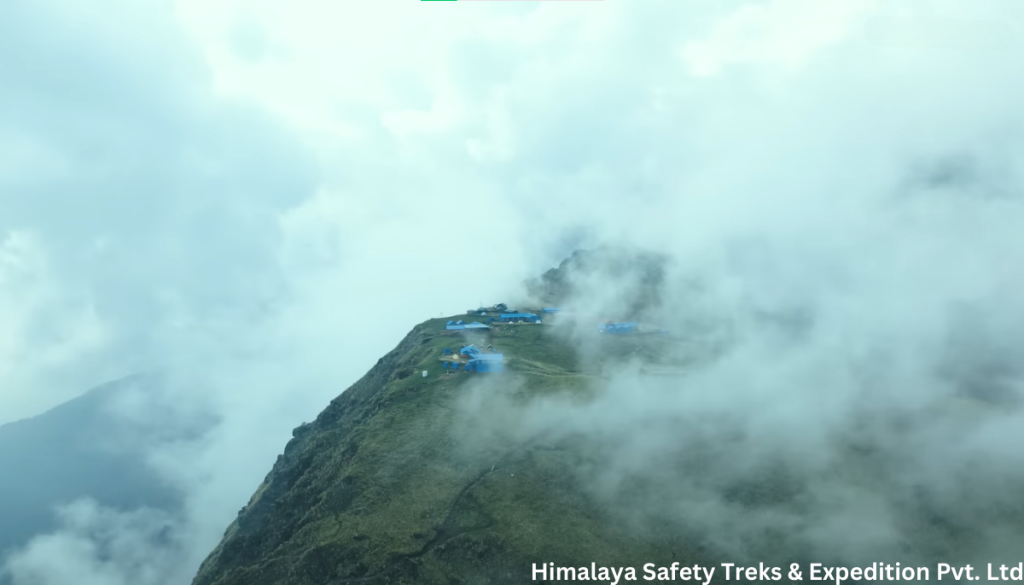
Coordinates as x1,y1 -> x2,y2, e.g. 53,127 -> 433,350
4,0 -> 1024,583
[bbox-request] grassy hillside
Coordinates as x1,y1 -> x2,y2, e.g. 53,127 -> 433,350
190,306 -> 1024,585
191,316 -> 716,585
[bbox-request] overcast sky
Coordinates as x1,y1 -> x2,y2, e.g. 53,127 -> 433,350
3,0 -> 1024,583
4,0 -> 1022,424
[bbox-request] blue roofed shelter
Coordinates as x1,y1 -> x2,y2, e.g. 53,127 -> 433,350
459,344 -> 504,373
542,308 -> 561,313
598,321 -> 638,334
498,313 -> 541,323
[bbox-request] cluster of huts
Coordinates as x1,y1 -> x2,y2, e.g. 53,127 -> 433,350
449,305 -> 549,331
444,314 -> 542,330
439,303 -> 665,375
440,304 -> 554,375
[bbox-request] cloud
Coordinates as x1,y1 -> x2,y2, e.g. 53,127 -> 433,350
2,0 -> 532,582
0,231 -> 109,419
0,0 -> 317,424
2,500 -> 189,585
4,0 -> 1024,582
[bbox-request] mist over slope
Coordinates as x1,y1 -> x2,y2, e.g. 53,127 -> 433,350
0,376 -> 191,557
191,243 -> 1024,584
5,1 -> 1024,584
525,247 -> 669,320
190,306 -> 706,585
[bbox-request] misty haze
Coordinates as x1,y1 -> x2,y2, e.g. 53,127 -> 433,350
2,2 -> 1024,585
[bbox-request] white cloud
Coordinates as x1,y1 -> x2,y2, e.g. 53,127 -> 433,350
681,0 -> 877,77
2,500 -> 188,585
0,231 -> 109,422
4,0 -> 1024,582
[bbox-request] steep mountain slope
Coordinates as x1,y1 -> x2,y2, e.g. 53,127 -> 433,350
191,306 -> 1024,585
0,375 -> 184,555
191,317 -> 710,585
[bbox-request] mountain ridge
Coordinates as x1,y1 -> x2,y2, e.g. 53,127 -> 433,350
0,374 -> 184,557
190,311 -> 711,585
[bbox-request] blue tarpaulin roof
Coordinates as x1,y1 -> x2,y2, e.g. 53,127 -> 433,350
598,321 -> 638,333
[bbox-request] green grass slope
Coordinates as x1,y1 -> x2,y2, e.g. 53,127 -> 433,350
191,317 -> 715,585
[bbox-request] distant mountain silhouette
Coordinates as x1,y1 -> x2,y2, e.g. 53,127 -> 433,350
0,375 -> 193,556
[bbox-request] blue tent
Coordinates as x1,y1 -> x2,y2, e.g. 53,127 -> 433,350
443,348 -> 452,355
442,361 -> 450,369
460,345 -> 481,357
